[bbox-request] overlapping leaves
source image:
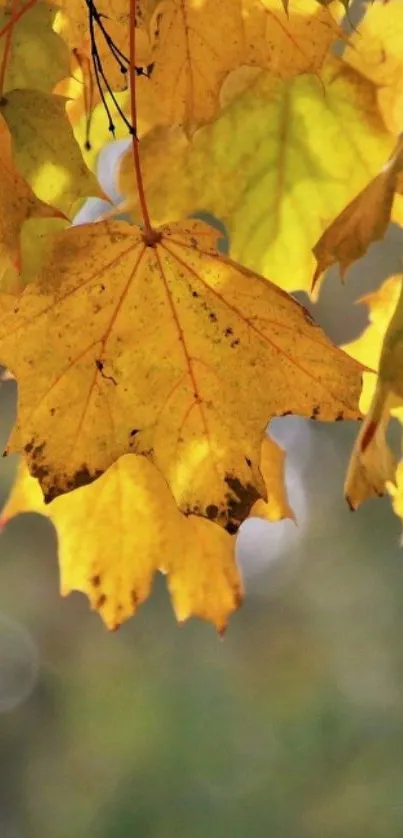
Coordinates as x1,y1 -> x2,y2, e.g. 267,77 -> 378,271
0,0 -> 402,630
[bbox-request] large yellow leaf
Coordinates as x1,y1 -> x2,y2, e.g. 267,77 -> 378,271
117,59 -> 396,294
145,0 -> 342,127
0,119 -> 63,277
0,219 -> 362,531
0,89 -> 104,215
0,1 -> 70,93
0,455 -> 241,632
343,0 -> 403,135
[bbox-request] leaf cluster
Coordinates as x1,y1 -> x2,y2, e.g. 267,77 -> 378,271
0,0 -> 401,631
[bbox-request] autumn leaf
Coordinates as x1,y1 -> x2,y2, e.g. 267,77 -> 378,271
0,119 -> 63,277
2,0 -> 403,630
344,276 -> 403,509
0,89 -> 105,215
0,454 -> 241,632
135,0 -> 159,29
312,136 -> 403,286
0,1 -> 70,93
117,58 -> 396,294
53,0 -> 152,100
145,0 -> 342,128
344,275 -> 402,411
250,434 -> 295,522
0,219 -> 362,532
387,460 -> 403,531
343,0 -> 403,135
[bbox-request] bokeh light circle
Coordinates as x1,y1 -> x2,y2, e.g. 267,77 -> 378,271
0,613 -> 39,712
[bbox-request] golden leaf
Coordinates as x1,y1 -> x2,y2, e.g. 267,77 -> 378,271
0,1 -> 70,93
313,136 -> 403,286
344,276 -> 403,510
0,455 -> 241,632
250,434 -> 295,522
344,0 -> 403,134
0,219 -> 362,532
146,0 -> 342,128
0,89 -> 105,215
0,119 -> 63,278
117,59 -> 396,294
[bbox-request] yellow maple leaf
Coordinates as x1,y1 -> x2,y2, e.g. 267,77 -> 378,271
343,275 -> 403,510
0,454 -> 241,632
343,0 -> 403,135
145,0 -> 342,127
0,89 -> 105,216
0,1 -> 70,93
117,58 -> 396,294
313,136 -> 403,286
0,119 -> 63,277
250,434 -> 295,522
0,219 -> 362,531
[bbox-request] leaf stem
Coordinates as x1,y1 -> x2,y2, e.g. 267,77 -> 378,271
0,0 -> 18,98
0,0 -> 37,41
129,0 -> 154,241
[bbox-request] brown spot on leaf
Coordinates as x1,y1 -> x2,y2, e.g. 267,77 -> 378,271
224,475 -> 260,532
225,521 -> 238,535
206,503 -> 219,521
311,405 -> 320,419
67,465 -> 103,494
335,411 -> 344,421
96,593 -> 107,608
91,574 -> 101,587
